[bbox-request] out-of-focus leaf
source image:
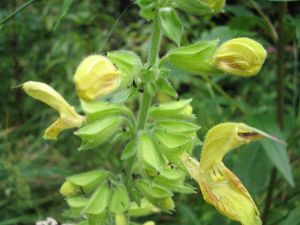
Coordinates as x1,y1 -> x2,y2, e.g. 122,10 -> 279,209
281,207 -> 300,225
248,115 -> 294,187
53,0 -> 74,30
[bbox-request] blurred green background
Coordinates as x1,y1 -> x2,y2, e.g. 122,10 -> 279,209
0,0 -> 299,224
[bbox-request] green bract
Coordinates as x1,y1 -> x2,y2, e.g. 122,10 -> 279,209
162,40 -> 220,75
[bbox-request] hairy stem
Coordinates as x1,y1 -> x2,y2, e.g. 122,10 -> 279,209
137,11 -> 161,130
262,2 -> 287,224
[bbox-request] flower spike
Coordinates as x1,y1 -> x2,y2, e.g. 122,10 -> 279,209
22,81 -> 84,140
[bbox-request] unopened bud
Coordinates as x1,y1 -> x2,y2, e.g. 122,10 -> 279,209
74,55 -> 120,101
213,38 -> 267,76
143,221 -> 155,225
159,197 -> 175,211
60,181 -> 79,197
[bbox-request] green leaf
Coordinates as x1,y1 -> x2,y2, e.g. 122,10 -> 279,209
81,101 -> 124,122
249,116 -> 294,187
75,117 -> 123,150
159,7 -> 183,46
128,198 -> 159,217
53,0 -> 74,30
174,0 -> 212,16
281,207 -> 300,225
156,120 -> 200,133
66,197 -> 89,209
163,40 -> 220,75
109,185 -> 130,213
135,179 -> 173,202
111,87 -> 137,104
108,50 -> 142,89
87,212 -> 108,225
140,134 -> 165,172
157,79 -> 178,98
67,170 -> 108,187
83,182 -> 111,214
121,139 -> 137,160
149,99 -> 193,119
154,129 -> 190,149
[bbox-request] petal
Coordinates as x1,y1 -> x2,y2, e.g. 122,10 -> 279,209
44,116 -> 81,140
23,81 -> 72,115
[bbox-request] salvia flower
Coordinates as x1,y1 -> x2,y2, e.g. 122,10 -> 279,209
23,81 -> 84,140
213,38 -> 267,76
198,122 -> 271,225
74,55 -> 121,101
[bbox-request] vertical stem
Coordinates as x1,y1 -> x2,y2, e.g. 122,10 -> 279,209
262,2 -> 287,224
276,3 -> 286,131
148,11 -> 161,66
137,11 -> 161,130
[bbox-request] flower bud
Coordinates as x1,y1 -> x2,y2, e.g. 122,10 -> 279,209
159,197 -> 175,211
60,181 -> 79,197
213,38 -> 267,76
143,221 -> 155,225
74,55 -> 120,101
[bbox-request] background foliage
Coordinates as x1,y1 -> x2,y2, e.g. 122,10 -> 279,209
0,0 -> 299,224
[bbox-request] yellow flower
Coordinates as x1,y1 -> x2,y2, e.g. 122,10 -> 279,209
198,123 -> 269,225
23,81 -> 84,140
74,55 -> 120,101
213,38 -> 267,76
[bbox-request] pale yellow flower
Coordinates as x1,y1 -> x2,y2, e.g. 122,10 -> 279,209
23,81 -> 84,140
198,123 -> 269,225
74,55 -> 120,101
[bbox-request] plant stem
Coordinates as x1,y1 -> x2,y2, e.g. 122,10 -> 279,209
137,11 -> 161,130
0,0 -> 37,25
262,2 -> 287,224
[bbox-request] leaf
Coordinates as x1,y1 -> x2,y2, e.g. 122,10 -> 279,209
149,99 -> 193,119
81,101 -> 124,122
108,50 -> 142,77
159,7 -> 183,46
135,179 -> 173,202
75,117 -> 123,150
66,197 -> 89,209
140,134 -> 164,172
83,182 -> 111,214
154,129 -> 190,149
157,79 -> 178,98
53,0 -> 74,30
67,170 -> 108,186
121,139 -> 137,160
281,207 -> 300,225
249,115 -> 294,187
109,185 -> 130,213
111,87 -> 137,104
156,120 -> 200,133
